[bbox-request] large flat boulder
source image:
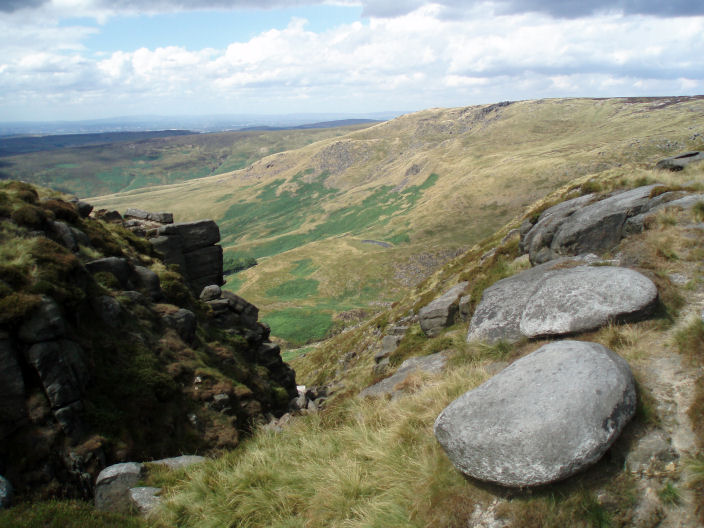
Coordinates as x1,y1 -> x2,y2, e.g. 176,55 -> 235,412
434,341 -> 636,487
419,282 -> 468,336
521,185 -> 684,264
467,261 -> 657,343
157,220 -> 220,252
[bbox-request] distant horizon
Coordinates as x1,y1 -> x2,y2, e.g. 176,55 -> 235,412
1,1 -> 702,122
0,111 -> 403,136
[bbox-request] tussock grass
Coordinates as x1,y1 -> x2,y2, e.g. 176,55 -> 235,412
155,361 -> 487,528
0,500 -> 147,528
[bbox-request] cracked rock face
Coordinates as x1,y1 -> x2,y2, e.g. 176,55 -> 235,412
434,341 -> 636,487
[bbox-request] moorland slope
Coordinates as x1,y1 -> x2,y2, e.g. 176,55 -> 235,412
92,96 -> 704,346
0,124 -> 374,198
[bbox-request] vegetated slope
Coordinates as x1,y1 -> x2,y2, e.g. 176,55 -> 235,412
146,161 -> 704,528
0,181 -> 295,508
91,97 -> 704,347
0,130 -> 194,157
0,124 -> 374,197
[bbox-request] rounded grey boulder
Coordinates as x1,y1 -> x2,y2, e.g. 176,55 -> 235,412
467,262 -> 657,344
434,341 -> 636,487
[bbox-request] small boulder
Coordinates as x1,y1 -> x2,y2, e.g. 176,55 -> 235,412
76,201 -> 93,218
419,282 -> 468,336
132,266 -> 162,300
86,257 -> 132,289
162,309 -> 196,343
95,462 -> 144,512
376,335 -> 402,363
51,221 -> 78,252
199,284 -> 222,302
360,352 -> 447,399
434,341 -> 636,487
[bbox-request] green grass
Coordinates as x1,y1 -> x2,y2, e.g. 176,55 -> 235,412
220,172 -> 439,260
2,125 -> 375,197
154,345 -> 639,528
290,258 -> 317,277
266,278 -> 319,300
0,500 -> 147,528
261,308 -> 333,346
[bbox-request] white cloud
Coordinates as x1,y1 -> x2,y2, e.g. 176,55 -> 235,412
0,2 -> 703,120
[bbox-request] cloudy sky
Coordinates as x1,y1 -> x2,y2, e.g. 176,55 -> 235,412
1,0 -> 703,122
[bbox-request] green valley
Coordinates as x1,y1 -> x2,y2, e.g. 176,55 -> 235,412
91,97 -> 704,346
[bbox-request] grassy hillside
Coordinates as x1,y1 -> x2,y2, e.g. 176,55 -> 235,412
91,97 -> 704,346
0,124 -> 374,197
137,162 -> 704,527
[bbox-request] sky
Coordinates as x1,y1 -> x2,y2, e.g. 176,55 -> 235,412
0,0 -> 703,122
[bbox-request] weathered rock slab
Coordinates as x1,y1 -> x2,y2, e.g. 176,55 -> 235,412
467,261 -> 657,343
157,220 -> 220,252
17,296 -> 66,343
151,455 -> 206,470
124,208 -> 174,224
129,487 -> 161,516
25,339 -> 90,409
434,341 -> 636,487
655,151 -> 704,171
95,462 -> 145,512
519,266 -> 658,338
520,185 -> 687,264
360,352 -> 447,399
419,282 -> 468,336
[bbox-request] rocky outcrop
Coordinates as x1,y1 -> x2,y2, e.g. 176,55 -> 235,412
374,315 -> 415,366
418,282 -> 468,336
624,193 -> 704,235
0,187 -> 298,504
520,185 -> 692,264
655,151 -> 704,171
360,352 -> 447,399
467,259 -> 657,343
0,335 -> 27,439
434,341 -> 636,487
151,220 -> 223,294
